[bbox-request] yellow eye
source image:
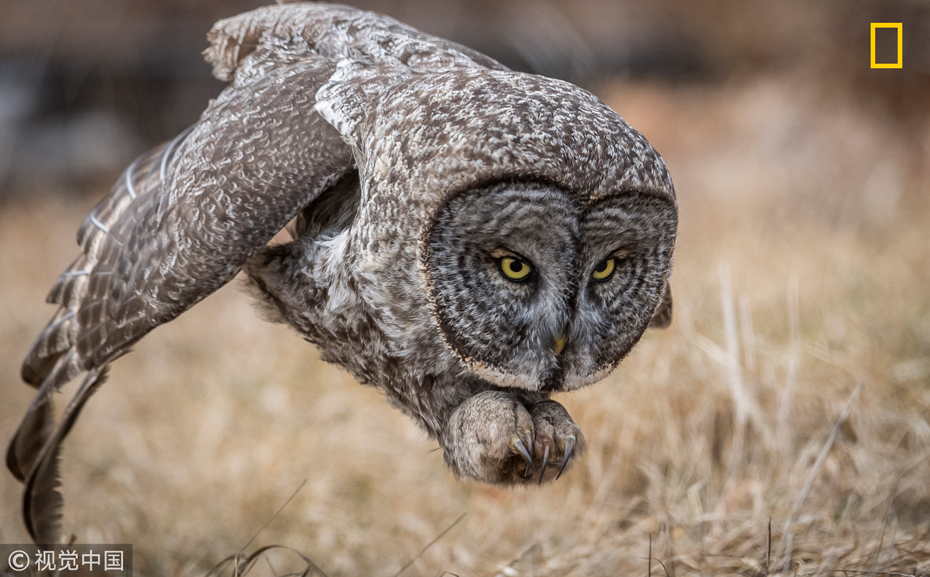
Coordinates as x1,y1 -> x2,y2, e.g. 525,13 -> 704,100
499,257 -> 532,282
592,258 -> 616,281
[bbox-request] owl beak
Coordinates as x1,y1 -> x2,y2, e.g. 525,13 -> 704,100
553,332 -> 567,355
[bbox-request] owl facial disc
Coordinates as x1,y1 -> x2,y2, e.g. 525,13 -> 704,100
424,181 -> 677,392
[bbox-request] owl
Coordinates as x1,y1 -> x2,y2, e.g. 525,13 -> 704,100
7,2 -> 677,543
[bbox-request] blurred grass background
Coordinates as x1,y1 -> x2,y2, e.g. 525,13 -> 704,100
1,0 -> 929,575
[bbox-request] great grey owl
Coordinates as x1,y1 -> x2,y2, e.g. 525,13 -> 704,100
7,1 -> 677,543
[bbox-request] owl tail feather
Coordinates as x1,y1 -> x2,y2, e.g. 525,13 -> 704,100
7,367 -> 109,544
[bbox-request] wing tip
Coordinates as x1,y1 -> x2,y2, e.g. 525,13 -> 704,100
24,446 -> 64,544
20,367 -> 111,544
7,390 -> 55,485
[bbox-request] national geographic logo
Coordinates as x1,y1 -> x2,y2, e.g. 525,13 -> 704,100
871,23 -> 903,68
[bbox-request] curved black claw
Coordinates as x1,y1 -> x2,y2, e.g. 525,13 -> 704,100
537,442 -> 550,485
510,435 -> 534,476
555,435 -> 576,480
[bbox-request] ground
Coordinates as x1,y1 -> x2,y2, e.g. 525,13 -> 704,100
1,73 -> 929,576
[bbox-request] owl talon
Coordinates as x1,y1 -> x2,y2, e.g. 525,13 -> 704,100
537,442 -> 550,485
510,436 -> 534,474
530,401 -> 585,484
556,435 -> 575,480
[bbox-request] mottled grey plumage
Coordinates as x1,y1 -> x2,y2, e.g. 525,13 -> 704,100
8,1 -> 677,543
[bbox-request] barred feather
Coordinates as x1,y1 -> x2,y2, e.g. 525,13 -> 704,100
22,144 -> 170,391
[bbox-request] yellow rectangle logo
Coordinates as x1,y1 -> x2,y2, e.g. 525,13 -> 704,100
871,23 -> 903,68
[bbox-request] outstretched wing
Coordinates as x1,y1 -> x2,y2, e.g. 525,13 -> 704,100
8,2 -> 505,543
10,56 -> 354,544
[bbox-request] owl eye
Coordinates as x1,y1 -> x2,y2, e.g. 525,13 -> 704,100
499,256 -> 532,282
592,258 -> 616,282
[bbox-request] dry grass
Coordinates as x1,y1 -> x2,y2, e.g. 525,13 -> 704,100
2,73 -> 930,576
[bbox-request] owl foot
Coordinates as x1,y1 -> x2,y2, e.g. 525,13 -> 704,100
530,400 -> 586,484
443,390 -> 536,484
442,392 -> 585,485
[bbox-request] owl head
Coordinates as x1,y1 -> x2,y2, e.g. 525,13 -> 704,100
317,64 -> 677,393
424,179 -> 675,392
